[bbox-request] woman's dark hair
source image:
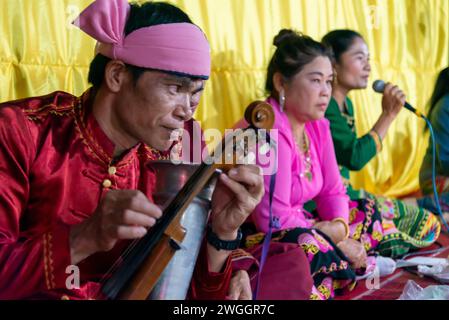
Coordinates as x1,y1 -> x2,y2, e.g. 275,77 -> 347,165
87,2 -> 193,88
427,67 -> 449,120
321,29 -> 364,63
265,29 -> 333,94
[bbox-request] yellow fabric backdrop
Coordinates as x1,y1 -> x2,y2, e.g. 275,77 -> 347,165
0,0 -> 448,197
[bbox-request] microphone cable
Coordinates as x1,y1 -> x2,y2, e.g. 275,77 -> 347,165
421,114 -> 449,233
372,80 -> 448,232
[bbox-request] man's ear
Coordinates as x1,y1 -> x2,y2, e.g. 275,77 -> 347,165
103,60 -> 129,93
273,72 -> 285,94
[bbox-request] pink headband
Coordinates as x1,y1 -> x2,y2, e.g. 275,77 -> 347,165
73,0 -> 211,78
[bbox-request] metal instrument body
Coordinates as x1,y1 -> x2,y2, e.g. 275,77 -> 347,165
101,101 -> 275,300
149,161 -> 218,300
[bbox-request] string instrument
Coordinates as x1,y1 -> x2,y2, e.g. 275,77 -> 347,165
100,101 -> 274,300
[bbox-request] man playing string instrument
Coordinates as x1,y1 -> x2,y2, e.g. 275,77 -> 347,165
0,0 -> 262,300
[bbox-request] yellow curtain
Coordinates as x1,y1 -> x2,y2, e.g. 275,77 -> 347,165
0,0 -> 447,197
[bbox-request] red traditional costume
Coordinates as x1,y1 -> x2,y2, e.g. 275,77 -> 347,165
0,90 -> 231,300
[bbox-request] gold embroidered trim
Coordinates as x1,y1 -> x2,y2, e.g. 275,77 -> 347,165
73,122 -> 109,166
42,234 -> 51,290
74,98 -> 111,166
24,100 -> 75,122
43,233 -> 56,289
23,104 -> 74,114
311,260 -> 349,278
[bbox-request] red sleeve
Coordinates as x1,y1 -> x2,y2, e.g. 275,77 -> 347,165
0,107 -> 72,299
187,239 -> 232,300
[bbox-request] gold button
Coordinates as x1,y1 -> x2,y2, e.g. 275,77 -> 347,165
61,295 -> 70,300
108,166 -> 117,175
102,179 -> 112,188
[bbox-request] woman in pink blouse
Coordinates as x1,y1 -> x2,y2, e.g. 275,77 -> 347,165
236,30 -> 385,300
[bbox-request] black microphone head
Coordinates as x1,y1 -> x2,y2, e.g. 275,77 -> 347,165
372,80 -> 385,93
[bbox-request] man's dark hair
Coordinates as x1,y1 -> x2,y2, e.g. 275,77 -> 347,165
87,2 -> 193,88
265,29 -> 333,95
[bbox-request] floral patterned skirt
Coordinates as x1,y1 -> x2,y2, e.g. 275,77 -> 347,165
374,194 -> 441,258
243,198 -> 383,300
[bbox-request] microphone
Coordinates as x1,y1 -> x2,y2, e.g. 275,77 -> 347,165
372,80 -> 423,118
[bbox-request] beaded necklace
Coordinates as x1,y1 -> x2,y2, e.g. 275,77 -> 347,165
295,130 -> 313,182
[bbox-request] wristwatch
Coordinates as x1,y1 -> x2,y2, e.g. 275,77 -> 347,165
206,226 -> 242,251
